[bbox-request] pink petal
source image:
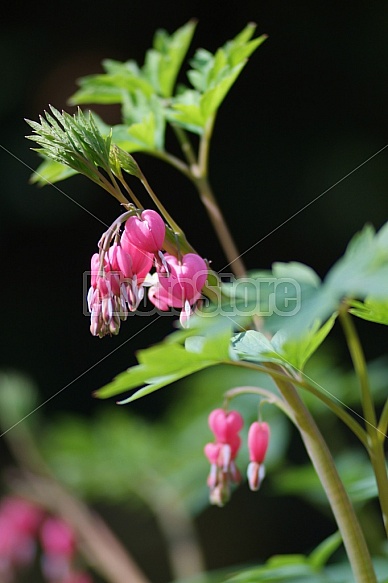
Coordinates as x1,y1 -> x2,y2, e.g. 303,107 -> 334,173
120,231 -> 153,279
247,422 -> 270,463
158,253 -> 207,302
124,210 -> 165,252
40,518 -> 75,558
204,442 -> 221,464
208,409 -> 243,443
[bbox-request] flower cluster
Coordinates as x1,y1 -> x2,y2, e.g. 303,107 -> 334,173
0,497 -> 92,583
87,209 -> 208,336
204,409 -> 270,506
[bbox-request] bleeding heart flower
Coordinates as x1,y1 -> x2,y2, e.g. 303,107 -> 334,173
158,253 -> 207,304
247,421 -> 270,491
124,210 -> 165,253
208,408 -> 244,444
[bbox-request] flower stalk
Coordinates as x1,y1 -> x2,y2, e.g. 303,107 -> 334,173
269,367 -> 377,583
339,304 -> 388,537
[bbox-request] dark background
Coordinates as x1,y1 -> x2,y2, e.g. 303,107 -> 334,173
1,1 -> 388,580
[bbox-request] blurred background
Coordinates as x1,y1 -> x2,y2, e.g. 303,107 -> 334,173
1,1 -> 388,582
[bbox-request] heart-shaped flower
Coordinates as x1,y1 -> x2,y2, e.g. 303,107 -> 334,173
124,209 -> 165,253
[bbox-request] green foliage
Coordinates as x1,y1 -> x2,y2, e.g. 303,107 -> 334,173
231,314 -> 336,372
94,322 -> 233,402
276,222 -> 388,335
71,20 -> 196,104
26,106 -> 112,182
168,24 -> 267,132
348,298 -> 388,325
29,21 -> 267,186
224,551 -> 388,583
29,157 -> 77,185
26,106 -> 142,190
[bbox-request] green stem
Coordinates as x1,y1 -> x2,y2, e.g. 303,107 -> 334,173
149,149 -> 192,180
164,120 -> 247,279
224,385 -> 293,419
339,305 -> 377,429
339,305 -> 388,536
116,174 -> 143,209
139,171 -> 183,235
270,368 -> 377,583
171,124 -> 198,168
227,361 -> 368,446
198,116 -> 215,178
377,399 -> 388,440
193,175 -> 247,278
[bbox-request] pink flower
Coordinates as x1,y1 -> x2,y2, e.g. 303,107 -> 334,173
124,209 -> 165,253
158,253 -> 207,304
147,281 -> 183,311
148,253 -> 207,326
40,518 -> 76,582
208,409 -> 244,444
0,497 -> 42,536
0,497 -> 43,577
40,518 -> 75,558
204,409 -> 244,506
247,422 -> 270,491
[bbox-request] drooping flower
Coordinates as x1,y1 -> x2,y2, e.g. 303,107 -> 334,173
0,497 -> 43,577
149,252 -> 207,326
87,232 -> 155,337
124,209 -> 165,253
204,409 -> 244,506
120,232 -> 154,309
40,517 -> 75,581
247,421 -> 270,491
208,408 -> 244,443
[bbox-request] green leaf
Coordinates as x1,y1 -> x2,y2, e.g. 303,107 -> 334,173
169,25 -> 267,131
281,221 -> 388,336
199,62 -> 245,119
271,314 -> 337,371
30,158 -> 77,186
308,532 -> 342,570
231,313 -> 336,372
26,106 -> 112,181
94,324 -> 232,403
109,144 -> 141,179
349,298 -> 388,325
225,555 -> 324,583
231,330 -> 285,366
144,20 -> 197,98
69,70 -> 155,105
272,261 -> 321,288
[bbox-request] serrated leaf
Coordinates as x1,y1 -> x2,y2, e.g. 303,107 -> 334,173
69,58 -> 154,106
26,107 -> 112,181
200,63 -> 245,119
271,314 -> 337,371
280,221 -> 388,336
170,26 -> 267,131
349,298 -> 388,325
144,20 -> 197,98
